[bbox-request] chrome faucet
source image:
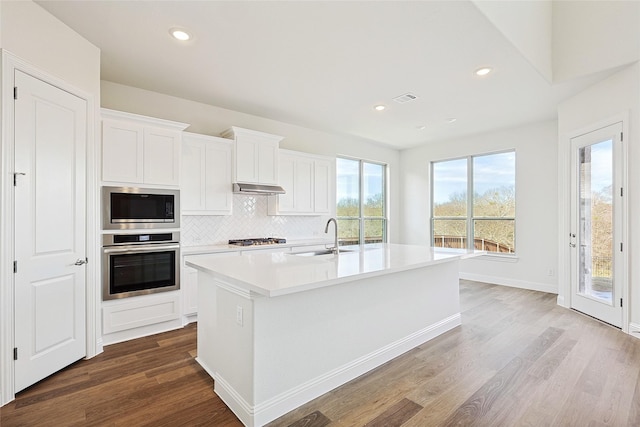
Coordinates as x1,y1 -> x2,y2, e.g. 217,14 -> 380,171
325,218 -> 339,254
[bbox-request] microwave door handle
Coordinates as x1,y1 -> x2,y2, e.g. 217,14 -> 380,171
103,244 -> 180,254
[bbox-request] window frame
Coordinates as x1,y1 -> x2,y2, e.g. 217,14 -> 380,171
430,149 -> 516,255
336,156 -> 388,245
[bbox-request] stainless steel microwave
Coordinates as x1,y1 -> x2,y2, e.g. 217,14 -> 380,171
102,186 -> 180,230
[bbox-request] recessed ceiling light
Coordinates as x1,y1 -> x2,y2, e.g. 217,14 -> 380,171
475,67 -> 492,76
170,28 -> 191,41
445,118 -> 457,123
417,125 -> 426,130
374,105 -> 386,111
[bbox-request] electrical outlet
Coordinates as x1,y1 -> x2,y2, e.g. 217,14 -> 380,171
547,269 -> 554,277
236,306 -> 243,326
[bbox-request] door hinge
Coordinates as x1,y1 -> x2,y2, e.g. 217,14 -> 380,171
620,242 -> 623,252
13,172 -> 26,186
621,298 -> 623,308
13,261 -> 17,273
13,86 -> 18,100
13,348 -> 18,361
621,187 -> 624,197
621,132 -> 624,142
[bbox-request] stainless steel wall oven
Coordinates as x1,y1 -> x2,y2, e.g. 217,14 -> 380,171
102,232 -> 180,300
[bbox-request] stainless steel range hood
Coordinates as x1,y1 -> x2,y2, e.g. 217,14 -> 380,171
232,183 -> 286,195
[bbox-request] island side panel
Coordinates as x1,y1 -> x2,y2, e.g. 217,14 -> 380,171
251,259 -> 461,423
196,270 -> 257,424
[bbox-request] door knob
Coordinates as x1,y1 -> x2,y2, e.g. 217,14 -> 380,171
74,258 -> 88,266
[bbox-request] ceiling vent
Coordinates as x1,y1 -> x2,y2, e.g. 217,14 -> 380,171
393,93 -> 419,104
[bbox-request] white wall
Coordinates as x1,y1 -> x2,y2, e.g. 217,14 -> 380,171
399,120 -> 558,293
557,62 -> 640,331
552,1 -> 640,82
0,1 -> 100,96
101,80 -> 402,243
0,0 -> 101,406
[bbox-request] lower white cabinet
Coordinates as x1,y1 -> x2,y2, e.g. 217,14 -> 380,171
102,292 -> 182,345
268,150 -> 334,215
182,252 -> 241,319
181,132 -> 233,215
182,266 -> 199,318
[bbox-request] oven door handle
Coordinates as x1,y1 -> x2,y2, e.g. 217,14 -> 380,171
103,243 -> 180,254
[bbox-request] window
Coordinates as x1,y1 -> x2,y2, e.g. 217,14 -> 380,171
336,157 -> 387,245
431,151 -> 515,254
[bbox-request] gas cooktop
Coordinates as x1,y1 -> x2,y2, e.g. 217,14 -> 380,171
228,237 -> 287,246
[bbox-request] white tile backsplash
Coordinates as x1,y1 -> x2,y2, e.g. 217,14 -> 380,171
182,194 -> 330,246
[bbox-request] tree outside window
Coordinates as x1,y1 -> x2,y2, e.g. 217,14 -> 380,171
336,157 -> 386,245
432,151 -> 515,254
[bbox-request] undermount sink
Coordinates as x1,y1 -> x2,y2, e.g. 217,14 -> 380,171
292,249 -> 355,257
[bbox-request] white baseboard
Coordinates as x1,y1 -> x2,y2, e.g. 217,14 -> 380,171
460,272 -> 558,294
210,313 -> 461,427
629,323 -> 640,339
182,313 -> 197,326
101,319 -> 183,346
195,356 -> 216,380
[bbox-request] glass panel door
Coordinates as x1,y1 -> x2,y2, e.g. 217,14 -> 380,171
578,141 -> 613,303
570,122 -> 623,327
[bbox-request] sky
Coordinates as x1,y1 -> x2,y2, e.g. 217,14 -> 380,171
336,158 -> 384,203
336,142 -> 610,208
432,151 -> 515,204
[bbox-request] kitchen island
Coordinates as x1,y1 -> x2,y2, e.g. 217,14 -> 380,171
186,244 -> 481,427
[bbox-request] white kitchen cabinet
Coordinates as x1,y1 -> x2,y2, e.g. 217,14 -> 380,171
313,158 -> 332,214
101,292 -> 182,345
182,265 -> 199,319
182,252 -> 241,319
268,150 -> 335,215
221,126 -> 283,185
181,132 -> 233,215
101,109 -> 188,186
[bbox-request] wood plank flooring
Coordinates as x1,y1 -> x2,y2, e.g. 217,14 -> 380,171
3,280 -> 640,426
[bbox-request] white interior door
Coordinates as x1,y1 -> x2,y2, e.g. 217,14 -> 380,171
569,122 -> 623,327
13,70 -> 87,392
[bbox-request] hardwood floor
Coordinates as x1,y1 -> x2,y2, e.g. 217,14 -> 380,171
3,280 -> 640,426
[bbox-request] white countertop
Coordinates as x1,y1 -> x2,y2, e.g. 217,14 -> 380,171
181,238 -> 333,255
186,243 -> 483,297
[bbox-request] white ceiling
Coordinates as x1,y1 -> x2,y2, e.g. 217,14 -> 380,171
37,1 -> 608,149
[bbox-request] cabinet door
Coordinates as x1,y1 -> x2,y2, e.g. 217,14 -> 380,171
257,139 -> 279,185
204,141 -> 233,214
102,119 -> 144,183
314,159 -> 332,214
144,127 -> 181,186
183,252 -> 240,316
181,139 -> 207,211
295,157 -> 314,212
235,138 -> 259,183
182,135 -> 232,215
276,155 -> 296,212
182,265 -> 199,316
272,154 -> 313,213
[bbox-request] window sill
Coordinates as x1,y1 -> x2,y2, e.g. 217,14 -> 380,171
476,253 -> 519,263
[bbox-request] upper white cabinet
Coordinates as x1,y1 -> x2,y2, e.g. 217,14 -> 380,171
221,126 -> 283,185
101,109 -> 188,186
268,150 -> 335,215
181,132 -> 233,215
